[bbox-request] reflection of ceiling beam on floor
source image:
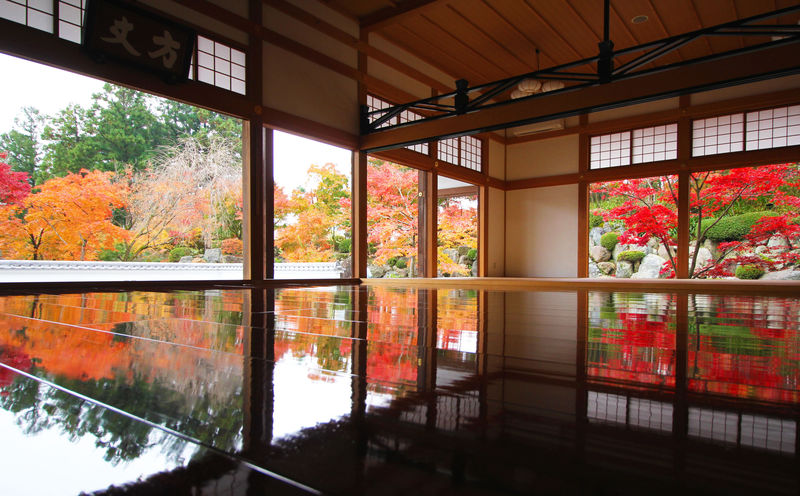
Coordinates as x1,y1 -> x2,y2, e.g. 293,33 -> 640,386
361,0 -> 446,32
360,41 -> 800,152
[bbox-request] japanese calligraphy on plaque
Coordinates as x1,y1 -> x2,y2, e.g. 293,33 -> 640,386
83,0 -> 195,82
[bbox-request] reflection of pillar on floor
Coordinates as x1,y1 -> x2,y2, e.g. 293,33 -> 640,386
673,293 -> 689,477
418,289 -> 438,430
575,290 -> 588,462
350,285 -> 369,492
243,288 -> 275,457
478,290 -> 489,439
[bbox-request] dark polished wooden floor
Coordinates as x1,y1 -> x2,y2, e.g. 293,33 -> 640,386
0,284 -> 798,495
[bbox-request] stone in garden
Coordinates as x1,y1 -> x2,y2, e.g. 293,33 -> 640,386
637,254 -> 667,279
471,260 -> 478,277
767,235 -> 789,253
657,244 -> 675,260
458,255 -> 469,265
703,239 -> 720,258
588,261 -> 600,278
694,247 -> 713,269
589,227 -> 604,247
615,261 -> 634,278
179,256 -> 193,263
612,243 -> 626,261
369,265 -> 386,278
204,248 -> 222,263
443,248 -> 460,263
755,245 -> 768,254
759,269 -> 800,280
597,262 -> 616,275
646,237 -> 660,253
590,246 -> 611,263
457,246 -> 471,256
191,257 -> 204,263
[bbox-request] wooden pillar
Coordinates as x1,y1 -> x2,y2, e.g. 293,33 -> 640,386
424,169 -> 438,278
577,116 -> 589,278
244,0 -> 269,282
478,185 -> 488,277
352,151 -> 369,279
677,96 -> 692,279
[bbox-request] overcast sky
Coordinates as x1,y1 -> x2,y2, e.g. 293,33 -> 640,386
0,52 -> 352,192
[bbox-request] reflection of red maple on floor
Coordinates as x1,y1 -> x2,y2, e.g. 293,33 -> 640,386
0,346 -> 32,396
589,297 -> 800,403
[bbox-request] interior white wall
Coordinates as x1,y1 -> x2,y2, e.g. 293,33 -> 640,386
505,185 -> 578,277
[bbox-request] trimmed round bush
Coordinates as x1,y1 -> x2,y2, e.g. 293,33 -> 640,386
387,257 -> 398,267
467,248 -> 478,261
395,258 -> 408,269
616,250 -> 645,263
735,264 -> 765,280
600,232 -> 620,252
169,246 -> 195,262
337,238 -> 352,254
701,211 -> 779,242
589,213 -> 604,228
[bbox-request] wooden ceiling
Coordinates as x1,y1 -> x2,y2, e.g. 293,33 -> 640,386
324,0 -> 800,88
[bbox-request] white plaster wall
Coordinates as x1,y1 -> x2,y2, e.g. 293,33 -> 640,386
263,44 -> 359,135
505,185 -> 578,277
506,134 -> 578,180
487,186 -> 505,277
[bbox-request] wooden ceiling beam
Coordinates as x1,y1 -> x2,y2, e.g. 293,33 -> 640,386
359,42 -> 800,152
361,0 -> 447,32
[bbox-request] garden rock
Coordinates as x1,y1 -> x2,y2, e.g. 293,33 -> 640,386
590,246 -> 611,263
178,256 -> 193,263
759,269 -> 800,280
204,248 -> 222,263
694,247 -> 713,269
588,261 -> 600,278
755,245 -> 768,255
443,248 -> 460,263
767,235 -> 790,253
615,261 -> 634,278
646,237 -> 660,253
597,262 -> 616,275
657,244 -> 675,260
703,239 -> 720,259
369,265 -> 386,278
637,254 -> 667,279
457,246 -> 471,257
589,227 -> 604,247
471,260 -> 478,277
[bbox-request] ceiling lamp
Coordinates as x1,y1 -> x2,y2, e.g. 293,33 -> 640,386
510,48 -> 565,99
517,78 -> 541,93
541,80 -> 565,92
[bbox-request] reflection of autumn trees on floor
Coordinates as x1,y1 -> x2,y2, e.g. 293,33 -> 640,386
588,292 -> 800,403
688,295 -> 800,403
0,291 -> 247,464
588,293 -> 677,387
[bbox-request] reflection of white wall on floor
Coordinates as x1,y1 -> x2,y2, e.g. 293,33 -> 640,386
0,261 -> 344,282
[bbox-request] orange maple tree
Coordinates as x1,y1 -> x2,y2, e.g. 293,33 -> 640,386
0,169 -> 128,260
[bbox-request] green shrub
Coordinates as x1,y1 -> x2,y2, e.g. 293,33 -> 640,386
99,244 -> 125,261
336,238 -> 352,254
735,264 -> 764,280
467,248 -> 478,261
791,216 -> 800,225
589,213 -> 604,228
600,232 -> 620,251
387,257 -> 398,267
395,258 -> 407,269
617,250 -> 645,263
701,211 -> 779,242
169,246 -> 196,262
